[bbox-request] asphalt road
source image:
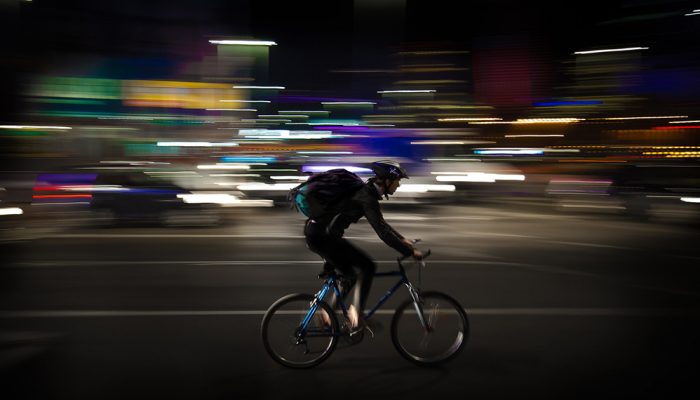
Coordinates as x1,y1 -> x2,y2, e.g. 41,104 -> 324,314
1,205 -> 699,399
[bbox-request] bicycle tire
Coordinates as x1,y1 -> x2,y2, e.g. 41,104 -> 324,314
261,293 -> 339,368
390,291 -> 468,365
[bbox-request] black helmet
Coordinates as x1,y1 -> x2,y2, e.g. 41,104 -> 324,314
371,160 -> 409,180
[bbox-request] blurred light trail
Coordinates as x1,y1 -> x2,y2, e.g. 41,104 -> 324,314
0,207 -> 23,216
573,47 -> 649,55
220,157 -> 277,163
534,100 -> 603,106
653,126 -> 700,130
296,151 -> 353,154
301,166 -> 373,174
669,120 -> 700,124
680,197 -> 700,203
279,110 -> 330,115
220,100 -> 271,103
157,142 -> 239,147
209,40 -> 277,46
474,149 -> 544,155
177,193 -> 273,207
378,90 -> 436,94
505,134 -> 565,138
232,85 -> 285,90
205,108 -> 257,111
270,176 -> 309,180
603,116 -> 687,120
236,183 -> 298,191
436,173 -> 526,182
32,194 -> 92,199
470,118 -> 582,124
438,117 -> 502,122
410,141 -> 469,145
0,125 -> 72,130
321,101 -> 376,105
396,184 -> 455,193
238,129 -> 338,139
197,164 -> 251,170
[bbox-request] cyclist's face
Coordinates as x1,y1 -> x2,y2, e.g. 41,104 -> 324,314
387,178 -> 401,195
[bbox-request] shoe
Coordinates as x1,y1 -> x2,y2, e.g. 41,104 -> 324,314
364,318 -> 384,335
338,325 -> 364,348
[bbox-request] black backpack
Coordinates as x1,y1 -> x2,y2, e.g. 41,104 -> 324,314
288,169 -> 365,219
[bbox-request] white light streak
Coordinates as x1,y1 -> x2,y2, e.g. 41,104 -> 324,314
209,40 -> 277,46
0,125 -> 72,130
205,108 -> 257,112
258,115 -> 308,118
604,115 -> 687,120
435,173 -> 526,183
669,120 -> 700,124
237,183 -> 299,191
177,193 -> 239,204
157,142 -> 239,147
220,100 -> 271,103
0,207 -> 23,216
438,117 -> 502,122
410,141 -> 468,145
505,134 -> 565,138
680,197 -> 700,203
197,164 -> 251,170
270,176 -> 309,181
574,47 -> 649,55
321,102 -> 376,105
232,85 -> 285,90
470,118 -> 583,125
302,166 -> 373,174
279,111 -> 329,115
238,129 -> 338,139
378,90 -> 436,94
396,184 -> 456,193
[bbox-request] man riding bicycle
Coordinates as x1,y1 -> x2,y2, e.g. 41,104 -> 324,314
303,160 -> 423,332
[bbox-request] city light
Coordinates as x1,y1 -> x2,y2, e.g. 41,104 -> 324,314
209,40 -> 277,46
574,47 -> 649,55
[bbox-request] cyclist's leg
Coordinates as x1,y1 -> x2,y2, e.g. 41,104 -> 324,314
305,233 -> 376,327
330,239 -> 376,326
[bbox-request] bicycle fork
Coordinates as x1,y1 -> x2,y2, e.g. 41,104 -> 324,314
405,282 -> 433,332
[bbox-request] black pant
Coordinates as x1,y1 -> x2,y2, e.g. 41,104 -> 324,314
304,221 -> 376,312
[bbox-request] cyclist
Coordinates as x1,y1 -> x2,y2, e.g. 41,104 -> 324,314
304,160 -> 423,332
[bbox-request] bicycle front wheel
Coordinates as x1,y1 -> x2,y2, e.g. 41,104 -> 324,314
261,293 -> 339,368
391,291 -> 469,365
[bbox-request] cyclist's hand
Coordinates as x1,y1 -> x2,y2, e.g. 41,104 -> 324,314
412,249 -> 424,260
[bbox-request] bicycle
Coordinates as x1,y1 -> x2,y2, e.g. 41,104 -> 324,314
261,248 -> 469,368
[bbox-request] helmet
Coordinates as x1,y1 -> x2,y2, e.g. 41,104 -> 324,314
371,160 -> 409,180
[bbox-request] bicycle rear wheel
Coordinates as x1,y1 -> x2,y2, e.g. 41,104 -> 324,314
391,291 -> 468,365
261,293 -> 339,368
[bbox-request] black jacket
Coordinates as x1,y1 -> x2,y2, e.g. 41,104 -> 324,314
305,182 -> 413,256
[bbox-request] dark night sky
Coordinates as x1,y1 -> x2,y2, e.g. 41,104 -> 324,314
4,0 -> 700,96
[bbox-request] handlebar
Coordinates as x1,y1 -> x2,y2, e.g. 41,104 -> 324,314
397,249 -> 431,263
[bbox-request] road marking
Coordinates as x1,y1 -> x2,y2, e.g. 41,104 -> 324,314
44,234 -> 308,239
544,240 -> 632,250
38,231 -> 539,240
0,308 -> 698,318
12,260 -> 535,268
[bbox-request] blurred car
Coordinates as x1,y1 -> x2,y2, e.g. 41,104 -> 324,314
32,163 -> 230,227
88,168 -> 224,227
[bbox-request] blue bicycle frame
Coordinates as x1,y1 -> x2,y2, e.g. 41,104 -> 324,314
297,257 -> 429,339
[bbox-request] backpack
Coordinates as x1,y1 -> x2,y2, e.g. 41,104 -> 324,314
288,169 -> 365,219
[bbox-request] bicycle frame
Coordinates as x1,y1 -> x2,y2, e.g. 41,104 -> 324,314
298,259 -> 429,338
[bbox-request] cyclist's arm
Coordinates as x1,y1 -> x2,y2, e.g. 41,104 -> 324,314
361,198 -> 414,256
